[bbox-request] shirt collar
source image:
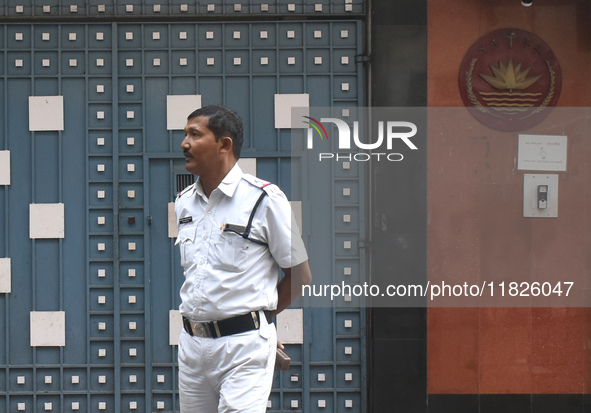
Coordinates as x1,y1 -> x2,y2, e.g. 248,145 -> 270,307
194,163 -> 243,199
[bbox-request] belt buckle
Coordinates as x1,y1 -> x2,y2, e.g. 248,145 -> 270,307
190,322 -> 212,338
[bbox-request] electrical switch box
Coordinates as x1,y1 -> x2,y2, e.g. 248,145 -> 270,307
523,174 -> 558,218
537,185 -> 548,209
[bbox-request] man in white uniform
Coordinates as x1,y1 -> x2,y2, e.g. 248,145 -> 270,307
175,105 -> 312,412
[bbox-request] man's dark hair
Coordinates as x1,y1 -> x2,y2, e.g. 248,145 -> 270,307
187,105 -> 244,160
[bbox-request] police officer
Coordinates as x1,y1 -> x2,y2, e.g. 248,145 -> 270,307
175,105 -> 312,412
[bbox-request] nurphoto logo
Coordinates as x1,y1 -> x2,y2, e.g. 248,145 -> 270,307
304,115 -> 418,162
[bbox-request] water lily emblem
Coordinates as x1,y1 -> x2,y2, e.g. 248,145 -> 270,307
480,59 -> 541,92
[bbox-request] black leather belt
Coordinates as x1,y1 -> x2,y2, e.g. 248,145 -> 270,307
183,311 -> 273,338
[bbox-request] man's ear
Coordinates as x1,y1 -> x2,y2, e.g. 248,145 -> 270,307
219,136 -> 234,154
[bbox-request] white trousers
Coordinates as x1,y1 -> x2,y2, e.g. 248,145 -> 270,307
178,316 -> 277,413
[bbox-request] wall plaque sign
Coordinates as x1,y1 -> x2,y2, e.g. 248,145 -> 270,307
459,28 -> 561,132
518,134 -> 567,171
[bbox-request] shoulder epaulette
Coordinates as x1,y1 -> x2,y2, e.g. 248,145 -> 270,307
242,174 -> 274,192
176,183 -> 195,200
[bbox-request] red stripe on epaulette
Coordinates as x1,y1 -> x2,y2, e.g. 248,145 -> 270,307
261,182 -> 272,189
177,184 -> 194,198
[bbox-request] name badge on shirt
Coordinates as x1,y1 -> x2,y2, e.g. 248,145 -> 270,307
179,216 -> 192,225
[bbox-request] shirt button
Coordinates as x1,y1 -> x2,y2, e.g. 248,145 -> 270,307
207,210 -> 212,215
202,235 -> 208,240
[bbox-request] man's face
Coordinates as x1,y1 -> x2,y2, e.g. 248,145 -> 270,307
181,116 -> 222,177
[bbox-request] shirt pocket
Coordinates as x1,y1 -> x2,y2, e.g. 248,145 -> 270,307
213,231 -> 250,272
175,225 -> 197,269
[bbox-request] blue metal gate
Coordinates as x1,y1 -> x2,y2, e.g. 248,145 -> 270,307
0,18 -> 366,413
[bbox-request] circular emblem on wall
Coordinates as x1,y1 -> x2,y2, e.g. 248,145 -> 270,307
459,28 -> 561,132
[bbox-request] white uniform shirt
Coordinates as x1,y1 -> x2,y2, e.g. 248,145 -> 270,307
175,164 -> 308,322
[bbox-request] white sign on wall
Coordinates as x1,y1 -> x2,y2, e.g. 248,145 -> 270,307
518,134 -> 567,171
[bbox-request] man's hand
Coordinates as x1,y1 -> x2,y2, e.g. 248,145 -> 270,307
271,261 -> 312,318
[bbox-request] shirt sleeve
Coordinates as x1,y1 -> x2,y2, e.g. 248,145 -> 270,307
261,186 -> 308,269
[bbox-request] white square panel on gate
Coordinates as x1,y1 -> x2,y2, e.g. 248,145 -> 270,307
0,258 -> 11,293
168,203 -> 178,239
274,94 -> 309,129
166,95 -> 202,130
29,203 -> 65,239
30,311 -> 65,346
28,96 -> 64,131
290,201 -> 303,235
169,310 -> 183,345
237,158 -> 256,175
276,308 -> 303,344
0,151 -> 10,185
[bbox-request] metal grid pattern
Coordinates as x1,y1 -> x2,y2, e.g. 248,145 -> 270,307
0,0 -> 364,18
0,20 -> 366,412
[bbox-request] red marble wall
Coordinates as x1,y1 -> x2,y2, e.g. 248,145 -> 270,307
427,0 -> 591,394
